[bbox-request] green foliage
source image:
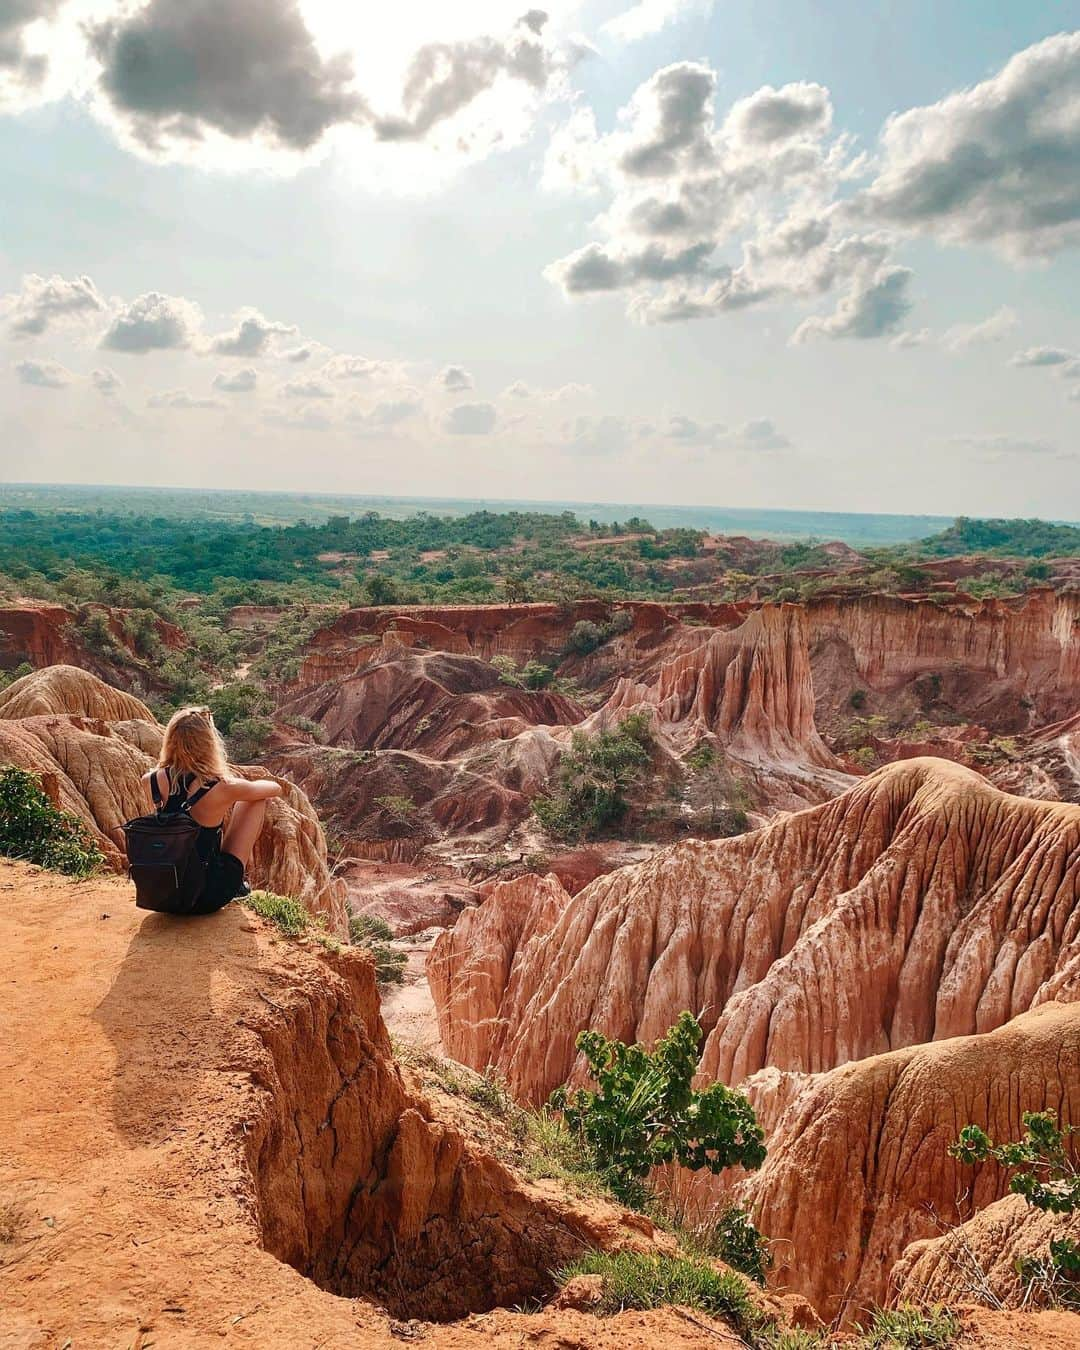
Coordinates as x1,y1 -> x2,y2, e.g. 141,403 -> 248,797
362,573 -> 400,606
207,681 -> 272,734
533,713 -> 653,841
372,794 -> 416,824
951,1112 -> 1079,1308
555,1250 -> 755,1327
684,1205 -> 773,1285
73,609 -> 119,656
282,714 -> 327,742
228,715 -> 274,763
348,912 -> 407,985
550,1012 -> 766,1206
920,516 -> 1080,559
858,1305 -> 959,1347
243,889 -> 310,936
121,607 -> 162,657
951,1113 -> 1079,1214
490,655 -> 554,690
566,619 -> 604,655
0,661 -> 33,692
849,688 -> 868,711
0,766 -> 104,878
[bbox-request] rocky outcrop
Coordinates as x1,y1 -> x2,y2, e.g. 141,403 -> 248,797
892,1192 -> 1080,1310
808,590 -> 1080,732
743,1003 -> 1080,1321
0,603 -> 186,688
430,760 -> 1080,1102
0,667 -> 346,933
0,662 -> 155,721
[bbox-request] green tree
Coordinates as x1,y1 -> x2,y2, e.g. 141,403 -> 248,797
533,714 -> 652,841
0,767 -> 104,878
550,1012 -> 766,1207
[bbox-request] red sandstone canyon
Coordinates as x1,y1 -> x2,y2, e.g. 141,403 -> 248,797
3,573 -> 1080,1347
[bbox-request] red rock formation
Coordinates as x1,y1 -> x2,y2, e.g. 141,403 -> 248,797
743,1003 -> 1080,1321
0,667 -> 346,933
807,590 -> 1080,731
0,603 -> 185,687
429,760 -> 1080,1103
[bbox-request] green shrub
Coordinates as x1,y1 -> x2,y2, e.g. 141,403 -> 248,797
555,1250 -> 755,1327
859,1305 -> 959,1347
566,619 -> 604,655
550,1011 -> 766,1207
686,1205 -> 773,1285
282,714 -> 327,743
533,713 -> 653,841
228,715 -> 274,763
348,912 -> 407,985
0,661 -> 33,692
0,766 -> 104,878
73,610 -> 119,656
208,681 -> 272,734
372,794 -> 416,824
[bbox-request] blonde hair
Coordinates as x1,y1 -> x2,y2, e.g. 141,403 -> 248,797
158,706 -> 228,792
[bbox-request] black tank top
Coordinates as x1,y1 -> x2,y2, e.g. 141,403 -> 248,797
153,772 -> 223,860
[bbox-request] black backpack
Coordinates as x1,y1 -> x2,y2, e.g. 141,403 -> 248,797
122,775 -> 218,913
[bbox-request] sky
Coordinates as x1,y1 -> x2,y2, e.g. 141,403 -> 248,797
1,0 -> 1079,518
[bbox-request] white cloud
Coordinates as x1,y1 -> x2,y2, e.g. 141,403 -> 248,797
13,357 -> 74,388
724,82 -> 832,147
603,0 -> 711,43
90,367 -> 122,396
100,292 -> 202,354
439,364 -> 474,392
792,265 -> 913,343
264,403 -> 333,431
213,366 -> 258,393
851,32 -> 1080,258
664,413 -> 790,450
1011,346 -> 1075,368
941,306 -> 1017,352
282,375 -> 334,399
0,0 -> 64,109
443,401 -> 496,434
208,308 -> 296,356
350,395 -> 423,429
4,272 -> 106,338
563,414 -> 629,455
949,433 -> 1059,457
323,353 -> 397,381
890,328 -> 932,349
147,389 -> 224,410
283,343 -> 317,363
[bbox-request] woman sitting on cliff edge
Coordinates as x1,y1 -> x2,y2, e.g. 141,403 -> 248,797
141,705 -> 282,914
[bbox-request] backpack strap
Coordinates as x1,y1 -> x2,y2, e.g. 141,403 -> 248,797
150,772 -> 165,808
183,779 -> 219,811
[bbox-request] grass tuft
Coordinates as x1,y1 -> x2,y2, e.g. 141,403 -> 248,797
859,1305 -> 960,1348
243,889 -> 311,937
555,1250 -> 756,1329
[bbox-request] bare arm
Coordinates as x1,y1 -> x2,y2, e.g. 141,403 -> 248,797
223,776 -> 284,804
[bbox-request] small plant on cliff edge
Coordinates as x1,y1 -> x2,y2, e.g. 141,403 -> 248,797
685,1204 -> 774,1285
0,766 -> 104,878
348,912 -> 407,986
243,889 -> 310,937
951,1111 -> 1080,1308
549,1011 -> 766,1208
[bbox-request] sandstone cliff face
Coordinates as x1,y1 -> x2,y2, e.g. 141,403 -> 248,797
0,667 -> 346,934
742,1003 -> 1080,1321
0,603 -> 186,689
808,590 -> 1080,731
430,760 -> 1080,1103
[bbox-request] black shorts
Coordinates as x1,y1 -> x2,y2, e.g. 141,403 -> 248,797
190,850 -> 246,915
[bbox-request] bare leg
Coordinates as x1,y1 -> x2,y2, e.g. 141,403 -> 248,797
222,799 -> 268,867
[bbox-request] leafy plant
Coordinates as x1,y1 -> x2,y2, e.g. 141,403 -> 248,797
951,1111 -> 1079,1308
686,1205 -> 773,1285
858,1305 -> 959,1347
0,766 -> 104,878
207,681 -> 272,734
550,1011 -> 766,1206
373,793 -> 416,824
228,715 -> 274,763
348,912 -> 407,985
533,713 -> 653,841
